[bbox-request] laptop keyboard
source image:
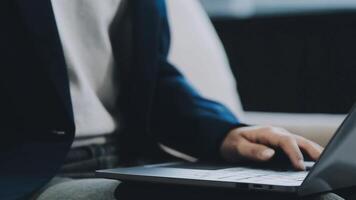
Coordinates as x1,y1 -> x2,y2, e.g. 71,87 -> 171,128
187,166 -> 309,186
164,161 -> 314,186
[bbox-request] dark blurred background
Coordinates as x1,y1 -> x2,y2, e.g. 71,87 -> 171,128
200,0 -> 356,114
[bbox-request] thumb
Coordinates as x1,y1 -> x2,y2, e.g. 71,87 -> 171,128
236,137 -> 275,161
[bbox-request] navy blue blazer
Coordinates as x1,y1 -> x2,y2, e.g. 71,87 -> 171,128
0,0 -> 241,199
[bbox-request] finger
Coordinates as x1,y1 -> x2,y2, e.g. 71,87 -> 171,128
235,137 -> 275,162
240,126 -> 282,145
277,136 -> 305,170
245,129 -> 306,170
296,136 -> 324,160
239,127 -> 306,170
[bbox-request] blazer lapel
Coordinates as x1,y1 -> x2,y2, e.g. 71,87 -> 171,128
130,0 -> 160,130
16,0 -> 74,122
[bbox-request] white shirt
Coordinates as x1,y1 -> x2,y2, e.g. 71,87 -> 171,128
51,0 -> 122,138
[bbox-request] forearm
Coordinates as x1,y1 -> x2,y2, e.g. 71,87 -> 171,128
150,62 -> 242,160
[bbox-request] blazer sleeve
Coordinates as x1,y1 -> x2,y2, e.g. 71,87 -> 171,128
149,1 -> 244,161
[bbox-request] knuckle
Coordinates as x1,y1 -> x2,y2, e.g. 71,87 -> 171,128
277,127 -> 289,134
295,152 -> 303,160
280,135 -> 295,145
273,126 -> 285,132
263,126 -> 274,131
260,126 -> 275,133
262,126 -> 288,135
303,139 -> 313,146
307,140 -> 318,147
299,137 -> 314,147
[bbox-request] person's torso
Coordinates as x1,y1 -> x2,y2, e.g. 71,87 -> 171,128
51,0 -> 123,139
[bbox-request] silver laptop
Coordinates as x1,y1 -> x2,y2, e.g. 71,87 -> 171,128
96,104 -> 356,196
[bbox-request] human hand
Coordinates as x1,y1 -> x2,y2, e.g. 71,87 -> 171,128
220,126 -> 324,170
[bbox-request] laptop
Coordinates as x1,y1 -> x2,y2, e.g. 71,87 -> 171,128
96,104 -> 356,196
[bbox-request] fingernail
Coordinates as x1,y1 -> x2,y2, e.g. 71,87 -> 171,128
298,159 -> 306,170
261,149 -> 275,159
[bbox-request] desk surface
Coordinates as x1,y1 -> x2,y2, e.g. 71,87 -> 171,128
200,0 -> 356,19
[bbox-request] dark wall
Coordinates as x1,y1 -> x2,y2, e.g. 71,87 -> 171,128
212,12 -> 356,114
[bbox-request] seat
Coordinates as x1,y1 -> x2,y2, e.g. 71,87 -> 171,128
166,0 -> 346,147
